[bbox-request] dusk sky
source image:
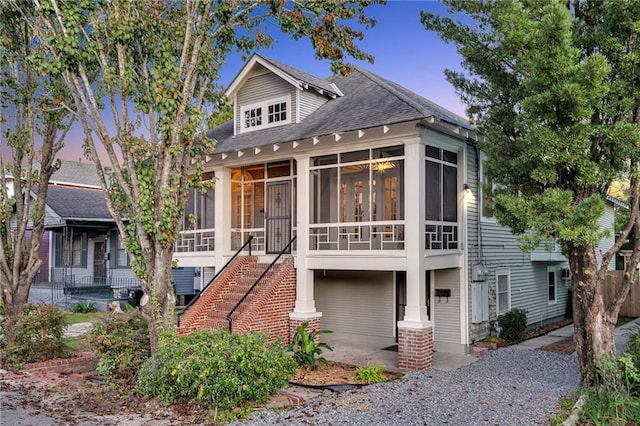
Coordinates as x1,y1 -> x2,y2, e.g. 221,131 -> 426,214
28,1 -> 468,163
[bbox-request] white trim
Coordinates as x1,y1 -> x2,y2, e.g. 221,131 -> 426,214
239,95 -> 291,133
496,268 -> 511,314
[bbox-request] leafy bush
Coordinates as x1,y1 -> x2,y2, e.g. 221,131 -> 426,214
355,363 -> 387,384
498,308 -> 527,343
579,354 -> 640,424
71,302 -> 95,313
288,321 -> 333,370
136,328 -> 295,410
2,303 -> 68,366
87,311 -> 150,382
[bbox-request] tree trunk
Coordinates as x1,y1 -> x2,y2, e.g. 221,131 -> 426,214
569,244 -> 617,386
138,246 -> 176,353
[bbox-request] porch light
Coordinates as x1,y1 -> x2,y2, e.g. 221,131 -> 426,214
373,161 -> 395,172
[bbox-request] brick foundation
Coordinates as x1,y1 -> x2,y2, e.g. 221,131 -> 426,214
397,326 -> 433,371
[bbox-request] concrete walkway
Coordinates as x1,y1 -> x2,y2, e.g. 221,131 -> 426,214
511,317 -> 640,354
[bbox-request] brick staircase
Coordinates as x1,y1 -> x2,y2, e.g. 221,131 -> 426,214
177,255 -> 297,342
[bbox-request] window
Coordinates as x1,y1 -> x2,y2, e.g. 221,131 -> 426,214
547,267 -> 557,304
496,269 -> 510,314
240,96 -> 291,132
183,171 -> 215,230
425,146 -> 458,222
268,102 -> 286,123
310,146 -> 404,224
115,234 -> 129,268
244,107 -> 262,128
54,232 -> 87,268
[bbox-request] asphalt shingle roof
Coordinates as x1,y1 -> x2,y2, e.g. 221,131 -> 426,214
45,185 -> 111,220
50,160 -> 102,187
208,64 -> 472,155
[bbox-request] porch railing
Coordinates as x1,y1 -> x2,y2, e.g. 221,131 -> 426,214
309,221 -> 405,251
231,228 -> 265,252
425,221 -> 458,250
175,228 -> 215,253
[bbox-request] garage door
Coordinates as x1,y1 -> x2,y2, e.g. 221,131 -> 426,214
315,270 -> 394,338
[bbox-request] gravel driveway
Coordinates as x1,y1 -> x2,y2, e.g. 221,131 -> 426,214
236,348 -> 580,426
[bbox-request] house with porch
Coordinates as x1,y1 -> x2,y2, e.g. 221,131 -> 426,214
32,160 -> 197,307
175,54 -> 619,370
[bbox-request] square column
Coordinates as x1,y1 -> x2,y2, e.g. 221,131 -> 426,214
397,139 -> 433,371
290,155 -> 320,321
213,166 -> 231,269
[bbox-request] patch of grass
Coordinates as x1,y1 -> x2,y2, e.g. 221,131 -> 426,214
64,335 -> 92,353
64,311 -> 105,325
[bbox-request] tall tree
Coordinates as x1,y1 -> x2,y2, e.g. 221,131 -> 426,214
422,0 -> 640,385
16,0 -> 383,351
0,2 -> 73,321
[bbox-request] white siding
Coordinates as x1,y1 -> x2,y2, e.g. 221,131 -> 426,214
315,270 -> 394,339
299,90 -> 329,121
597,203 -> 616,271
433,268 -> 461,349
235,73 -> 297,133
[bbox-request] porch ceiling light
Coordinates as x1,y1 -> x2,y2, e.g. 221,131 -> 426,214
373,161 -> 395,172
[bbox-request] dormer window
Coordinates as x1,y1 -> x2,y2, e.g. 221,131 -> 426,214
240,95 -> 291,133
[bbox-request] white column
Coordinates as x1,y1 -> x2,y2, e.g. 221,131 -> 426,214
398,138 -> 431,328
213,166 -> 231,270
290,155 -> 320,320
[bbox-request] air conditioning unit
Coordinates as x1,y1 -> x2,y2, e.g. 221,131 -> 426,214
561,268 -> 571,281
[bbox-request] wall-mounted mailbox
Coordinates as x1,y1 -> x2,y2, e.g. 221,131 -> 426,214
435,289 -> 451,298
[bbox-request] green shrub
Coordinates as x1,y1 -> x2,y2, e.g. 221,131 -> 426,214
355,363 -> 387,384
2,303 -> 68,366
87,311 -> 150,382
579,354 -> 640,424
136,328 -> 295,410
71,302 -> 95,313
288,321 -> 333,370
498,308 -> 527,343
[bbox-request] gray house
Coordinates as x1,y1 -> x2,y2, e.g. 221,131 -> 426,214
172,54 -> 619,370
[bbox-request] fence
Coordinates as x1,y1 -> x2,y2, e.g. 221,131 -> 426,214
604,271 -> 640,318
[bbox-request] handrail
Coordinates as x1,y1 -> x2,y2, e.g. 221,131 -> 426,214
227,236 -> 296,332
177,235 -> 254,326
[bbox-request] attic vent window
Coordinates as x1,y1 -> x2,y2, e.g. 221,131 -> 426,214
240,95 -> 291,133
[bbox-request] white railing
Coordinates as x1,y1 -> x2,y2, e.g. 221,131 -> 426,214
425,221 -> 458,250
309,221 -> 405,251
231,228 -> 265,252
175,228 -> 215,253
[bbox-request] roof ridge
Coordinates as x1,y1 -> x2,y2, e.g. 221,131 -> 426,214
348,66 -> 432,117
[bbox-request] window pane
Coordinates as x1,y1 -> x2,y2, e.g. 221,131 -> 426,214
498,275 -> 508,292
373,145 -> 404,158
312,168 -> 338,223
498,293 -> 509,312
245,164 -> 264,180
425,160 -> 440,220
341,150 -> 369,163
442,164 -> 457,221
426,146 -> 440,159
72,236 -> 82,266
443,150 -> 457,164
313,154 -> 337,166
267,161 -> 290,178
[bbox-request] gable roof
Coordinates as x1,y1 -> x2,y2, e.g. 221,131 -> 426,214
45,185 -> 112,221
226,53 -> 340,99
210,63 -> 472,155
50,160 -> 102,188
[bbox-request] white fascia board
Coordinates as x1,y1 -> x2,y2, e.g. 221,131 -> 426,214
225,55 -> 302,99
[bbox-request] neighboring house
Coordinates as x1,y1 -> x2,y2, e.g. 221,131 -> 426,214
31,160 -> 196,303
174,54 -> 620,370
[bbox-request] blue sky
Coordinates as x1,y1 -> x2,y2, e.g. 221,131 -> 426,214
55,1 -> 467,162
